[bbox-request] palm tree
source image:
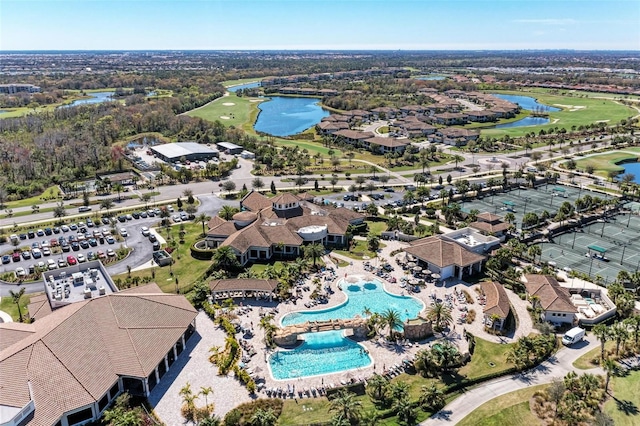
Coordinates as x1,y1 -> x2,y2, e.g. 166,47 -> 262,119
366,374 -> 389,403
381,308 -> 402,339
611,321 -> 629,356
250,408 -> 278,426
196,213 -> 211,237
213,246 -> 238,269
603,358 -> 618,394
112,183 -> 125,202
452,154 -> 464,169
259,314 -> 277,347
199,386 -> 214,409
393,396 -> 417,426
303,243 -> 325,267
419,383 -> 446,412
219,205 -> 238,220
9,288 -> 25,322
527,245 -> 542,264
593,324 -> 611,360
329,389 -> 362,425
367,234 -> 380,252
100,198 -> 115,217
426,302 -> 453,330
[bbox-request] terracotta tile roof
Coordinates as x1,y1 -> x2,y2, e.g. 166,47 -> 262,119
469,221 -> 510,234
271,193 -> 300,205
405,236 -> 486,268
27,293 -> 53,321
333,129 -> 374,140
207,221 -> 238,237
209,279 -> 278,293
481,281 -> 511,319
365,136 -> 409,148
477,212 -> 503,223
207,215 -> 227,229
0,285 -> 197,426
221,223 -> 270,253
523,275 -> 577,313
241,191 -> 272,212
0,322 -> 35,351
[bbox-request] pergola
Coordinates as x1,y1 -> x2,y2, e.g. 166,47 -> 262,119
209,278 -> 278,301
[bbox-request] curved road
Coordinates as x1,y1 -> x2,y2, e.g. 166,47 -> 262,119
421,337 -> 603,425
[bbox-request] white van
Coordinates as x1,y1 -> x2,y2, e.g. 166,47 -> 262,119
562,327 -> 585,346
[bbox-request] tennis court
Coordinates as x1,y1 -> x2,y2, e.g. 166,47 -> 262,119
537,212 -> 640,284
460,184 -> 586,228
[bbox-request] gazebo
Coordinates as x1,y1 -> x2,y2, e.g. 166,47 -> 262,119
209,278 -> 278,301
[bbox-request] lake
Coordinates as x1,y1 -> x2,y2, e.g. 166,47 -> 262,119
621,162 -> 640,183
62,91 -> 115,107
492,94 -> 560,112
228,81 -> 261,92
415,75 -> 446,81
494,116 -> 551,129
254,96 -> 329,137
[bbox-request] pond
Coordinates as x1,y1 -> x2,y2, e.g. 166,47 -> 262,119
227,81 -> 261,92
414,75 -> 447,81
621,162 -> 640,183
61,91 -> 115,108
492,94 -> 560,112
494,116 -> 552,129
254,96 -> 329,137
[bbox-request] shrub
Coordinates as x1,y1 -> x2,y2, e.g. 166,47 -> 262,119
223,399 -> 283,426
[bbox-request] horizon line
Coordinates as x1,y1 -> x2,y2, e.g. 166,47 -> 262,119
2,48 -> 640,53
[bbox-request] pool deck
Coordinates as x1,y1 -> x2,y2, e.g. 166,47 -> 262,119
150,240 -> 534,423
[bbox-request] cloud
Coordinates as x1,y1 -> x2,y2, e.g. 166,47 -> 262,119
514,18 -> 577,25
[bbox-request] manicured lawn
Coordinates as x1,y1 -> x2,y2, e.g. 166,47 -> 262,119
573,151 -> 639,177
366,221 -> 388,236
186,91 -> 258,128
456,336 -> 515,380
481,89 -> 636,138
604,369 -> 640,425
457,385 -> 546,426
573,341 -> 615,369
333,240 -> 385,260
3,186 -> 61,209
111,222 -> 208,293
276,138 -> 343,157
222,78 -> 263,88
0,293 -> 34,322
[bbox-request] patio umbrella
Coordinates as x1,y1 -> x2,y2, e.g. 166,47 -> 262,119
409,279 -> 419,285
412,266 -> 422,272
431,273 -> 441,280
407,262 -> 417,268
422,269 -> 431,275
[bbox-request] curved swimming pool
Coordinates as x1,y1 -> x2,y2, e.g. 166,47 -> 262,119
281,279 -> 424,327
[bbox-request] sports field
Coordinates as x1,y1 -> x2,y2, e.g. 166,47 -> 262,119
460,183 -> 585,230
537,209 -> 640,283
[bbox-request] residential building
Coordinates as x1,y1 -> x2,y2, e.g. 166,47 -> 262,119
469,212 -> 510,240
0,84 -> 40,94
523,274 -> 578,326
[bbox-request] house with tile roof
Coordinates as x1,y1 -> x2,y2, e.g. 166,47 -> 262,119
523,275 -> 578,326
205,192 -> 364,266
403,235 -> 486,280
481,281 -> 511,331
469,212 -> 510,240
0,284 -> 197,426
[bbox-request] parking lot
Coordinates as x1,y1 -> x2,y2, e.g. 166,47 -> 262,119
1,210 -> 166,280
537,211 -> 640,284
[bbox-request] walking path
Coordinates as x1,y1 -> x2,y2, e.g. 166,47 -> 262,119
421,337 -> 603,425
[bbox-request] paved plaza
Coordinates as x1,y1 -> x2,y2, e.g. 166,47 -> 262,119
149,240 -> 534,422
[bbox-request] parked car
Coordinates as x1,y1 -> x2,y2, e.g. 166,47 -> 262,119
58,258 -> 68,268
106,236 -> 115,244
15,267 -> 26,278
22,251 -> 31,260
47,259 -> 58,270
67,256 -> 77,265
12,252 -> 21,262
2,255 -> 11,264
148,234 -> 157,243
42,247 -> 51,256
120,228 -> 128,237
141,227 -> 150,236
106,249 -> 116,257
77,254 -> 86,263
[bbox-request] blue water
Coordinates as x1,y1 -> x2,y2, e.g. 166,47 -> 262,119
492,94 -> 560,112
228,81 -> 261,92
254,96 -> 330,137
62,91 -> 114,107
415,75 -> 446,81
621,162 -> 640,183
494,116 -> 551,128
281,279 -> 423,326
269,330 -> 371,380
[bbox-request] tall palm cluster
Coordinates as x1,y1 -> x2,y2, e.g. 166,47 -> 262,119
506,334 -> 556,369
414,341 -> 461,377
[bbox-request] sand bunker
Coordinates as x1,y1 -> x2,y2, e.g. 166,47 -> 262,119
222,102 -> 235,106
219,116 -> 230,120
249,99 -> 264,103
553,104 -> 586,111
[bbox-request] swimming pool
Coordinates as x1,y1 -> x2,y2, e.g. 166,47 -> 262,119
281,279 -> 424,327
269,330 -> 371,380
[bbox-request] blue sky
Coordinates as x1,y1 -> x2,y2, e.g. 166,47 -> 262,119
1,0 -> 638,50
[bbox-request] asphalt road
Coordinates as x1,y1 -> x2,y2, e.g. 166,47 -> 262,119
421,337 -> 603,425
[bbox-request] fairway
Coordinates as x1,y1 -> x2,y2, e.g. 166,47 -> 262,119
574,151 -> 640,177
481,89 -> 637,138
186,91 -> 261,128
457,385 -> 546,426
604,369 -> 640,426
